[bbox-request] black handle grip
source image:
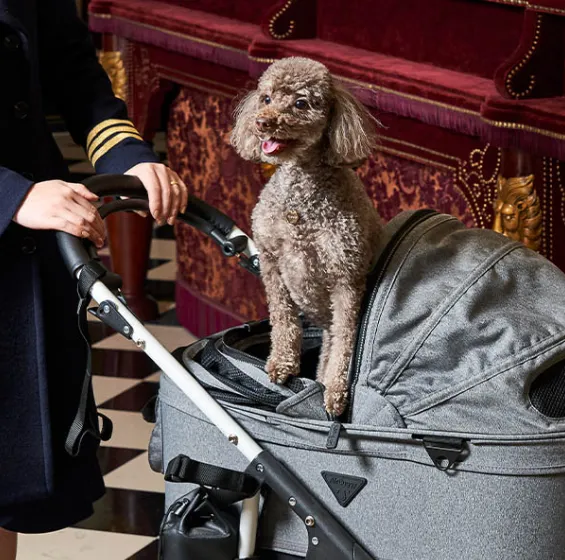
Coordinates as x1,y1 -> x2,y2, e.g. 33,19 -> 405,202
56,174 -> 238,276
186,196 -> 234,237
82,174 -> 236,235
82,174 -> 147,198
55,230 -> 95,277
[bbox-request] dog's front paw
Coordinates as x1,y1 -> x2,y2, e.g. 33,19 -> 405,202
266,357 -> 299,385
324,380 -> 349,417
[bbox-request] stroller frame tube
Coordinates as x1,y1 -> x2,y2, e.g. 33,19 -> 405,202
93,281 -> 263,461
90,280 -> 261,558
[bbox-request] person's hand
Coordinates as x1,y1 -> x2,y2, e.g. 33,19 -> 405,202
124,163 -> 188,225
13,180 -> 105,248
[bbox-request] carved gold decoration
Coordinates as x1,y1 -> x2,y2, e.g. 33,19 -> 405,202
269,0 -> 296,39
98,50 -> 127,101
494,1 -> 565,17
493,174 -> 542,251
505,13 -> 542,99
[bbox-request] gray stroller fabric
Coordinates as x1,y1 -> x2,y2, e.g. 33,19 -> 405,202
351,211 -> 565,434
151,210 -> 565,560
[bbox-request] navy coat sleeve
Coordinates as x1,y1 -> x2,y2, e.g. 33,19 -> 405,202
0,167 -> 34,237
37,0 -> 160,174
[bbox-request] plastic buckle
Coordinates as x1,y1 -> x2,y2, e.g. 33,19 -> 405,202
420,436 -> 468,471
165,455 -> 192,483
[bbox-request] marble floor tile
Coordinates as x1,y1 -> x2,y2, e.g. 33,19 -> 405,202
104,452 -> 164,493
17,528 -> 155,560
98,410 -> 155,451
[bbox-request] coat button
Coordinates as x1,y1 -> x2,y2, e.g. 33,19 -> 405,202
3,34 -> 21,51
21,236 -> 36,255
13,101 -> 29,119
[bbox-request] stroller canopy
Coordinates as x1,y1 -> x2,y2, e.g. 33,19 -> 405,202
351,211 -> 565,435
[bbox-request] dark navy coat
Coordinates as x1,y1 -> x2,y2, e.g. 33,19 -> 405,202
0,0 -> 158,532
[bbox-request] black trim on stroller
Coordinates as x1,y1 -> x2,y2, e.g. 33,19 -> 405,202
56,174 -> 376,560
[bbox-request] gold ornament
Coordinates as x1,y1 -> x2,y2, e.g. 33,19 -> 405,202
493,174 -> 542,251
98,50 -> 127,101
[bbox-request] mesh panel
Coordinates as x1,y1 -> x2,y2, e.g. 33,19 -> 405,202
529,361 -> 565,418
200,342 -> 288,409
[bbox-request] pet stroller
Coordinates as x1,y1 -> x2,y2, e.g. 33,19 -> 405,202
60,175 -> 565,560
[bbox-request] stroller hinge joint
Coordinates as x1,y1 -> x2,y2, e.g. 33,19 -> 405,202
95,300 -> 134,340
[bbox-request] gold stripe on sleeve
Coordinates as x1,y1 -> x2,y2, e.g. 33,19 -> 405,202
90,131 -> 144,166
87,125 -> 142,161
86,118 -> 138,150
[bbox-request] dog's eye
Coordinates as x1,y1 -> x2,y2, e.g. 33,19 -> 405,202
295,99 -> 308,110
263,96 -> 271,105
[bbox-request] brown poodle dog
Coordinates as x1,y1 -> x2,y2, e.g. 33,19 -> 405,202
231,57 -> 382,416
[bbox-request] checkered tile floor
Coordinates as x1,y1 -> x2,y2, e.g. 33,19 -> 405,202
17,132 -> 196,559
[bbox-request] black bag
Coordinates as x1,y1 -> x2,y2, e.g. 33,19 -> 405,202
159,487 -> 239,560
159,454 -> 261,560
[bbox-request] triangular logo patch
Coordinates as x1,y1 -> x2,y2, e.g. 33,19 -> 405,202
321,471 -> 367,507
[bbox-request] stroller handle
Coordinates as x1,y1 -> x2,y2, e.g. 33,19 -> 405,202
56,174 -> 259,277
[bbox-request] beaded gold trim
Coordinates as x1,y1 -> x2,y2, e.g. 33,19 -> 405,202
482,117 -> 565,141
457,144 -> 503,229
505,13 -> 542,99
542,156 -> 560,260
482,0 -> 565,16
268,0 -> 296,40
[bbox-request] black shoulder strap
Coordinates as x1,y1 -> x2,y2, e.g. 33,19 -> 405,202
65,261 -> 113,457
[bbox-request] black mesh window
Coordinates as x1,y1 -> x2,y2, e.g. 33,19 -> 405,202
529,361 -> 565,418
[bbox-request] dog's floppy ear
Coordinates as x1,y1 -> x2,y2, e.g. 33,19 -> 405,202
325,82 -> 377,167
230,90 -> 262,162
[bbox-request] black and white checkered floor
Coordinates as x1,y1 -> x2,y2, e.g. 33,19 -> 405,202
17,132 -> 196,559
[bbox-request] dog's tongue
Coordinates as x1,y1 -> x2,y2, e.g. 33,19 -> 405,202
262,139 -> 287,155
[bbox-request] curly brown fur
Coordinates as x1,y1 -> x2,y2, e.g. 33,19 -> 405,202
230,57 -> 382,416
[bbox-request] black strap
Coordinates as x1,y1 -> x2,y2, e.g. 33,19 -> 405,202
165,454 -> 260,497
77,259 -> 107,299
65,261 -> 113,456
